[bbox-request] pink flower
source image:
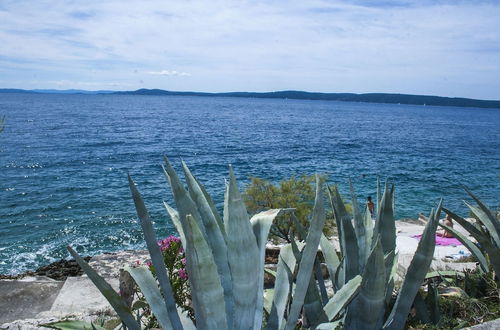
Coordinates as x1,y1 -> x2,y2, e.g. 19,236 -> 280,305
146,260 -> 152,267
181,258 -> 186,265
157,235 -> 182,252
178,268 -> 188,280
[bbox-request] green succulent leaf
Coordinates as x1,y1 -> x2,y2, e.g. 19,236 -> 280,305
363,205 -> 374,267
345,238 -> 386,330
163,201 -> 186,248
426,281 -> 441,325
439,223 -> 489,272
162,157 -> 207,243
323,275 -> 362,321
125,266 -> 173,330
413,291 -> 430,324
41,320 -> 107,330
340,211 -> 360,282
349,178 -> 367,272
425,270 -> 464,279
383,200 -> 442,330
285,175 -> 327,330
319,234 -> 340,286
443,207 -> 500,276
128,175 -> 183,330
184,214 -> 228,329
373,182 -> 396,256
266,244 -> 300,330
464,200 -> 500,247
250,208 -> 282,330
225,165 -> 260,330
181,161 -> 234,326
463,186 -> 500,242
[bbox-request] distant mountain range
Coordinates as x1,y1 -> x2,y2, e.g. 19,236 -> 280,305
1,88 -> 499,109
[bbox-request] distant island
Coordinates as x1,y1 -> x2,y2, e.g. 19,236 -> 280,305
1,88 -> 499,109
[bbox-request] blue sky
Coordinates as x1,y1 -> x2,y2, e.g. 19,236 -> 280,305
0,0 -> 499,99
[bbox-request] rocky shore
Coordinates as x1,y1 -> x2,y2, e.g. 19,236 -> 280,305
0,219 -> 485,329
0,256 -> 91,281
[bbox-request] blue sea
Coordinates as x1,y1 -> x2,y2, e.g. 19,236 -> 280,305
0,93 -> 499,275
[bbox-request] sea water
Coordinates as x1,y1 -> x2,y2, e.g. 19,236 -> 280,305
0,93 -> 499,274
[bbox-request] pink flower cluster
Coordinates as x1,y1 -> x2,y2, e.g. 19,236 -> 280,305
157,235 -> 182,252
178,268 -> 188,280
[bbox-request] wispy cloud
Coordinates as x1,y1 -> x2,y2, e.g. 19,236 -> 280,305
147,70 -> 191,77
0,0 -> 499,98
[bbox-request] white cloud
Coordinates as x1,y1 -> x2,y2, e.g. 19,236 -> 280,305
147,70 -> 191,77
0,1 -> 499,98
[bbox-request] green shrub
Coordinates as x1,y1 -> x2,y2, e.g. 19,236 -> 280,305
244,175 -> 337,242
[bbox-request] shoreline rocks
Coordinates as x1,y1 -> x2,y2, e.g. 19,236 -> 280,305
0,256 -> 91,281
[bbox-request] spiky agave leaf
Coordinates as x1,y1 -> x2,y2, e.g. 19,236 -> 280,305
463,186 -> 500,244
290,213 -> 329,305
193,173 -> 226,239
41,320 -> 107,330
329,184 -> 359,285
372,182 -> 396,256
225,165 -> 260,330
443,207 -> 500,276
181,161 -> 234,325
349,178 -> 367,272
363,204 -> 374,266
464,201 -> 500,248
319,234 -> 340,288
163,201 -> 186,248
376,176 -> 381,214
303,268 -> 329,328
383,200 -> 442,330
265,243 -> 301,330
439,223 -> 489,272
328,185 -> 349,244
162,157 -> 207,241
322,275 -> 362,322
128,175 -> 183,329
344,239 -> 386,329
384,250 -> 398,307
124,266 -> 174,330
184,214 -> 228,329
67,247 -> 140,330
284,175 -> 327,330
340,213 -> 360,283
250,208 -> 283,330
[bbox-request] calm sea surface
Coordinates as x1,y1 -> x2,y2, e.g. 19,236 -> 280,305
0,93 -> 499,274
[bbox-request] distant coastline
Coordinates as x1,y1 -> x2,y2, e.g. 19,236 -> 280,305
1,88 -> 500,109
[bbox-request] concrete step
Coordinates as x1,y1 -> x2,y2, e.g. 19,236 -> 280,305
47,276 -> 119,315
0,277 -> 64,324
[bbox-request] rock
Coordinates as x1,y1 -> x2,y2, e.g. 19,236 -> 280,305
466,318 -> 500,329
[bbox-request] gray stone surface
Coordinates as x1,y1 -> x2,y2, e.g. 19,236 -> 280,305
465,318 -> 500,329
88,250 -> 150,278
48,276 -> 119,315
0,278 -> 64,324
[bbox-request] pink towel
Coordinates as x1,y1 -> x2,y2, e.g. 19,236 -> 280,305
411,234 -> 462,246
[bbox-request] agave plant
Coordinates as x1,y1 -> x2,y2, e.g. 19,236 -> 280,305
263,177 -> 362,330
68,159 -> 358,329
440,187 -> 500,276
310,179 -> 443,330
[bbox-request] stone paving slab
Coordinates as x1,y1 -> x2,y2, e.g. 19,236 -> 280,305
0,278 -> 64,325
48,276 -> 119,315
